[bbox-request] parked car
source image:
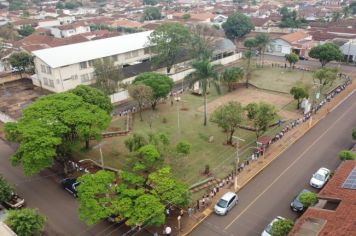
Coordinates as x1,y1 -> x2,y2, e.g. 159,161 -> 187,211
310,167 -> 331,189
61,178 -> 80,197
299,56 -> 309,60
290,189 -> 311,212
214,192 -> 238,215
3,193 -> 25,209
261,216 -> 285,236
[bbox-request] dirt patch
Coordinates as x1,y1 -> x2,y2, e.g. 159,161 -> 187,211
198,87 -> 298,120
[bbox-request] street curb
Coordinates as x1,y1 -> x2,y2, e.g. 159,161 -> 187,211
182,87 -> 355,236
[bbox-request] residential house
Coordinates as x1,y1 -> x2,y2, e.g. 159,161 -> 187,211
289,160 -> 356,236
38,19 -> 61,28
50,23 -> 91,38
211,14 -> 228,26
340,39 -> 356,62
268,31 -> 313,56
32,31 -> 153,92
57,15 -> 76,25
111,19 -> 143,29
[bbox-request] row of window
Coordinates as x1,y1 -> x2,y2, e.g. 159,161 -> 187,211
80,73 -> 95,83
79,55 -> 119,70
43,77 -> 55,88
41,64 -> 52,74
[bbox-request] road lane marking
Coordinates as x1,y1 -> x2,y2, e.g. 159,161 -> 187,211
224,98 -> 356,230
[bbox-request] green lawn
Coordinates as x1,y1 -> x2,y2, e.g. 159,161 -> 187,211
75,89 -> 260,186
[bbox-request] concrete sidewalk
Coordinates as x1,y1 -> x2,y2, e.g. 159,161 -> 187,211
166,79 -> 356,236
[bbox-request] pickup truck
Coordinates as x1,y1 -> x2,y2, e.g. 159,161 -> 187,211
3,193 -> 25,209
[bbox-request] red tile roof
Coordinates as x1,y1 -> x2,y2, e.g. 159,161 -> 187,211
290,161 -> 356,236
280,31 -> 310,43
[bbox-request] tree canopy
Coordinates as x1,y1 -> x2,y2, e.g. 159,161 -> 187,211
245,102 -> 277,138
5,208 -> 46,236
143,0 -> 158,5
222,12 -> 254,40
4,87 -> 111,175
254,33 -> 270,67
17,25 -> 34,37
285,52 -> 299,69
290,86 -> 309,109
313,67 -> 338,94
221,67 -> 244,91
149,23 -> 191,73
308,43 -> 343,67
133,72 -> 173,110
93,57 -> 122,94
279,7 -> 301,28
299,192 -> 318,208
270,218 -> 294,236
143,7 -> 161,21
9,52 -> 33,78
243,38 -> 257,88
128,84 -> 153,121
185,59 -> 220,126
338,150 -> 356,160
0,175 -> 13,203
210,101 -> 244,144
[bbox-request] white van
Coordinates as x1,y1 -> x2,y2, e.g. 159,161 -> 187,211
214,192 -> 238,215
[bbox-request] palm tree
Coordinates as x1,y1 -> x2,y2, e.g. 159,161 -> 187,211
186,59 -> 220,126
243,38 -> 257,88
255,33 -> 270,67
221,67 -> 244,92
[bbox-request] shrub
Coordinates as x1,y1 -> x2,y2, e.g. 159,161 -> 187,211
176,141 -> 192,155
270,218 -> 294,236
5,208 -> 46,236
299,192 -> 318,208
338,150 -> 356,161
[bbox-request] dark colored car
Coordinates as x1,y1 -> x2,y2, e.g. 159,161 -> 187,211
290,189 -> 310,212
61,178 -> 80,197
299,56 -> 309,60
107,214 -> 127,225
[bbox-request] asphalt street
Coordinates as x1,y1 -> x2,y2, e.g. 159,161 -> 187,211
0,141 -> 149,236
191,89 -> 356,236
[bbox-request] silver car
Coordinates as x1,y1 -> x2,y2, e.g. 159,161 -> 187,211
214,192 -> 238,215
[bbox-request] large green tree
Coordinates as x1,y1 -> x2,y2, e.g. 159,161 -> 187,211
189,24 -> 216,60
290,86 -> 309,109
308,43 -> 343,67
210,101 -> 244,144
0,175 -> 13,203
243,38 -> 257,88
17,25 -> 34,37
149,167 -> 191,207
271,218 -> 294,236
69,85 -> 113,114
185,59 -> 220,126
93,58 -> 122,95
5,208 -> 46,236
133,72 -> 173,110
143,7 -> 161,21
279,7 -> 301,28
221,67 -> 244,91
149,23 -> 191,73
4,88 -> 111,175
8,51 -> 33,78
313,68 -> 338,94
245,102 -> 277,138
222,12 -> 254,40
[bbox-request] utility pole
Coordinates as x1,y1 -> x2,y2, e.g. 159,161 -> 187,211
232,136 -> 245,192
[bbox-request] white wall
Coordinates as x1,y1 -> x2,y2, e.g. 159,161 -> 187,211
269,39 -> 291,55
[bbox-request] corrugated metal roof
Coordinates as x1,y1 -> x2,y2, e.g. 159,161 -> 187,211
32,30 -> 153,68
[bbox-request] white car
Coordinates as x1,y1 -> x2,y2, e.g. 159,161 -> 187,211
214,192 -> 238,215
310,167 -> 331,189
261,216 -> 285,236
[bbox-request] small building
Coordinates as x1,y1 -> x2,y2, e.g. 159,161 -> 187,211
50,22 -> 91,38
289,160 -> 356,236
268,31 -> 313,56
340,39 -> 356,62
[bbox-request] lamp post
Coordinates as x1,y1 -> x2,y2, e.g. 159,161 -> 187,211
232,136 -> 245,192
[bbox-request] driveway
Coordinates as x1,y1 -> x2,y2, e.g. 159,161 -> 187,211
190,90 -> 356,235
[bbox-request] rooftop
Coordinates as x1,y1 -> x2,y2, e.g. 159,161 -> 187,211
280,31 -> 311,43
32,30 -> 153,68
